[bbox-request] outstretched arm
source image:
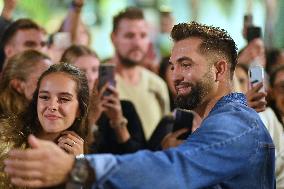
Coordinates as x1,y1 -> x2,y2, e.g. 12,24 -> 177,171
60,0 -> 84,44
4,135 -> 74,187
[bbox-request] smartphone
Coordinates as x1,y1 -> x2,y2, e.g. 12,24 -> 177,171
244,14 -> 253,27
172,109 -> 194,140
246,26 -> 262,42
98,64 -> 116,96
248,60 -> 265,93
53,32 -> 71,50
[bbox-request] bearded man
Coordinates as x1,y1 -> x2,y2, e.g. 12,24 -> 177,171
5,21 -> 275,189
110,7 -> 170,140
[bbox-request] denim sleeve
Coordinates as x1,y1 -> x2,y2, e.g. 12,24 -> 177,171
86,112 -> 262,189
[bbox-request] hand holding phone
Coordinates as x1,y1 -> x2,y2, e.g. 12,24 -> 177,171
172,108 -> 194,140
246,82 -> 267,112
248,59 -> 265,93
247,58 -> 267,112
246,26 -> 262,43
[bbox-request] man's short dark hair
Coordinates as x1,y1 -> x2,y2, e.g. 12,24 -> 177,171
1,18 -> 41,47
112,7 -> 144,33
171,21 -> 238,79
0,18 -> 41,72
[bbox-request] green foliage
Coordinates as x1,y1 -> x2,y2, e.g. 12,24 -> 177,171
13,0 -> 96,32
15,0 -> 70,32
273,0 -> 284,48
215,0 -> 235,17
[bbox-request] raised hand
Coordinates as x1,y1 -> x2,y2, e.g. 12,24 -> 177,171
73,0 -> 84,6
238,39 -> 265,67
2,0 -> 17,20
246,82 -> 267,112
102,85 -> 124,127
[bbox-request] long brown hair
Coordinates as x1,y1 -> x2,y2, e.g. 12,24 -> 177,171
0,50 -> 50,116
22,63 -> 90,152
60,44 -> 98,64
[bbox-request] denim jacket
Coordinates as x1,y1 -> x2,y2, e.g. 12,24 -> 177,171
86,93 -> 275,189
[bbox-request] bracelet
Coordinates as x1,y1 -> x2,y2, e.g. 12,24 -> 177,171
70,1 -> 83,11
71,0 -> 84,7
110,117 -> 128,129
89,123 -> 99,133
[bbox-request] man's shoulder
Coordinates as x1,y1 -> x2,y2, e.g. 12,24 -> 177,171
209,95 -> 255,117
204,103 -> 261,130
189,103 -> 269,150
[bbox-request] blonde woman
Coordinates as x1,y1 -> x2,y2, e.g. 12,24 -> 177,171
0,50 -> 52,116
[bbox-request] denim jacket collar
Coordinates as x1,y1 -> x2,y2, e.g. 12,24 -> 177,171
211,92 -> 247,113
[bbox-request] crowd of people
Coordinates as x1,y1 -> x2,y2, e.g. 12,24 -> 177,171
0,0 -> 283,188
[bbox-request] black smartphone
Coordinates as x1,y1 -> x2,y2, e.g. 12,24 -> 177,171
243,14 -> 253,28
98,64 -> 116,96
246,26 -> 262,42
172,109 -> 194,140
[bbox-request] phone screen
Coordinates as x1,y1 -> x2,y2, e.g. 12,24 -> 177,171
172,109 -> 194,140
248,65 -> 265,93
246,26 -> 262,42
98,64 -> 116,96
53,32 -> 71,49
244,14 -> 253,27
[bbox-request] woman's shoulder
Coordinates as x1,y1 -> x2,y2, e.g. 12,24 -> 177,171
0,115 -> 26,151
0,142 -> 26,189
0,116 -> 26,189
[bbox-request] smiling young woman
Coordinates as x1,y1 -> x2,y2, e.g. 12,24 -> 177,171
0,63 -> 89,188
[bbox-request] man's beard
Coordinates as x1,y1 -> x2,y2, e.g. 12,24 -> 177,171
174,71 -> 214,110
117,49 -> 145,68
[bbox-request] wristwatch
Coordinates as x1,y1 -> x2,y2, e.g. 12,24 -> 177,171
66,154 -> 94,188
